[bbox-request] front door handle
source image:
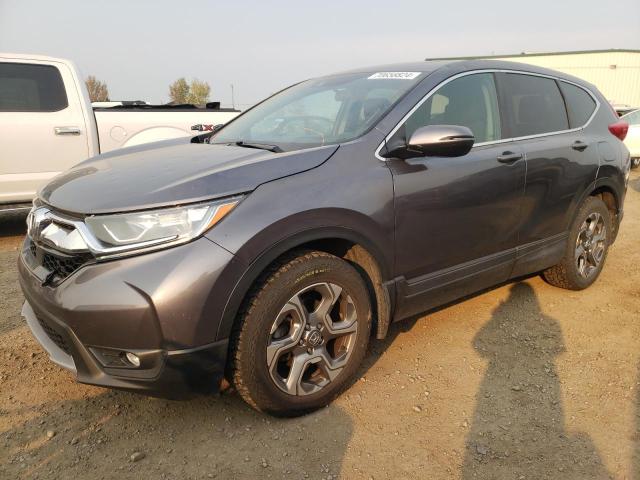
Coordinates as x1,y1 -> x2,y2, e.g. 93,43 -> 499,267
54,126 -> 81,136
572,141 -> 588,152
496,151 -> 523,163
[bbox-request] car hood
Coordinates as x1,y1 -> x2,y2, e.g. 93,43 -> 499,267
40,139 -> 339,215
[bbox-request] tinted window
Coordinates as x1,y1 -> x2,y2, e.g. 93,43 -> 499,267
559,81 -> 596,128
391,73 -> 501,146
500,73 -> 568,137
0,63 -> 68,112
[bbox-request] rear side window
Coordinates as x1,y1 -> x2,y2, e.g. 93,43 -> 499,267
559,81 -> 596,128
0,63 -> 68,112
499,73 -> 568,137
393,72 -> 502,145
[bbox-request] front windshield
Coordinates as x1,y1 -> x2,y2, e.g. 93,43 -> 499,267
212,71 -> 423,151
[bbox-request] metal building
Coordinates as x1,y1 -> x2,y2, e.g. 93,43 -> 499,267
427,49 -> 640,108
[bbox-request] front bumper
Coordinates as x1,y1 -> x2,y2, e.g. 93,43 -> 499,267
18,236 -> 239,397
21,301 -> 228,397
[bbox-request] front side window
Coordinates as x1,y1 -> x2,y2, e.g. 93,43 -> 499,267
500,73 -> 568,137
389,72 -> 502,149
0,63 -> 68,112
559,81 -> 596,128
213,72 -> 423,151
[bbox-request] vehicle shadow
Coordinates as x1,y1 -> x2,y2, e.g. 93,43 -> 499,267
458,282 -> 611,479
0,386 -> 353,479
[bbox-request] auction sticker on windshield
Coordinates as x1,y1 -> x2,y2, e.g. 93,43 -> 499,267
368,72 -> 421,80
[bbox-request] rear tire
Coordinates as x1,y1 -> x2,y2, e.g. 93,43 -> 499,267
228,250 -> 371,416
542,196 -> 611,290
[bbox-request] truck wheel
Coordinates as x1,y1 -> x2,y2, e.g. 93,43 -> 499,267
228,250 -> 371,416
543,196 -> 611,290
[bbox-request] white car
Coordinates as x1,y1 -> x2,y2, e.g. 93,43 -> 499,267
620,109 -> 640,168
0,53 -> 240,210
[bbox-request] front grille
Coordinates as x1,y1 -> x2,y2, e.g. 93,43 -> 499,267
35,313 -> 71,355
42,251 -> 86,279
26,238 -> 91,283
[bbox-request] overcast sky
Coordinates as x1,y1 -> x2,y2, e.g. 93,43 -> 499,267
1,0 -> 639,107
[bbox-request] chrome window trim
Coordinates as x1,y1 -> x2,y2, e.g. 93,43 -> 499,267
375,69 -> 600,161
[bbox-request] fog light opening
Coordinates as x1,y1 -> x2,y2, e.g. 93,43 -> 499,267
124,352 -> 141,367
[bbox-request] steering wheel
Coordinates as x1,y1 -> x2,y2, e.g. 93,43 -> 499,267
273,116 -> 333,143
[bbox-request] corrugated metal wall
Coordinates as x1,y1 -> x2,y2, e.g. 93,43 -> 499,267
494,52 -> 640,107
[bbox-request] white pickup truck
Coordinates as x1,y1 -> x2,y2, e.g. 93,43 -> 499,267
0,53 -> 240,210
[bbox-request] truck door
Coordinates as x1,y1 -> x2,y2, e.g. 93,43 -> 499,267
0,60 -> 91,204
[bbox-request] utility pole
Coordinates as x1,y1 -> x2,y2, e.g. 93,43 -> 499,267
230,84 -> 235,110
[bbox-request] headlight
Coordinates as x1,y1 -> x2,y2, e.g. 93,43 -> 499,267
84,197 -> 241,256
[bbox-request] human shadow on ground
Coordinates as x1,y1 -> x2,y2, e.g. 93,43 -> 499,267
461,282 -> 611,479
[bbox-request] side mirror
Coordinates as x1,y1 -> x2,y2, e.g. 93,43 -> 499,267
391,125 -> 475,159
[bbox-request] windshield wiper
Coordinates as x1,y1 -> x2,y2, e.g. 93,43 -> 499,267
234,141 -> 282,153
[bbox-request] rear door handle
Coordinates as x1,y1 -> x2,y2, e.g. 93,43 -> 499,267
54,126 -> 81,136
572,141 -> 588,152
496,151 -> 523,163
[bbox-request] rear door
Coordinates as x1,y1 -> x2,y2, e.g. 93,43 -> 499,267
497,73 -> 600,250
498,73 -> 598,245
0,60 -> 90,203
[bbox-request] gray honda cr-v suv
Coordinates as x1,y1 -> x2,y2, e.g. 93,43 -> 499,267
19,60 -> 631,415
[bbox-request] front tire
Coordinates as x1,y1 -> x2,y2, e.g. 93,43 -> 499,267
542,196 -> 611,290
228,250 -> 372,416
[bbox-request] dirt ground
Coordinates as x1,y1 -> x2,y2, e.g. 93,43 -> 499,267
1,172 -> 639,480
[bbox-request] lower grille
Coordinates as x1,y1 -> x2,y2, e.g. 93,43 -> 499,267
35,314 -> 71,355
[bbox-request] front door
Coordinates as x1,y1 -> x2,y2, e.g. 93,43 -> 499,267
0,61 -> 90,203
385,72 -> 526,318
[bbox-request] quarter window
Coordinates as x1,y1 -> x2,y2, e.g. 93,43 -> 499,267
499,73 -> 568,137
0,63 -> 68,112
559,81 -> 596,128
390,73 -> 502,148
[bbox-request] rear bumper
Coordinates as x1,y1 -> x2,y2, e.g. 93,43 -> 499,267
21,300 -> 229,397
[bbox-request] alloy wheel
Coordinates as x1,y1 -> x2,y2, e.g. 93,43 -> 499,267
575,212 -> 607,279
266,282 -> 358,396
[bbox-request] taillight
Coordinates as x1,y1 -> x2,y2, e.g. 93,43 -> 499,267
608,121 -> 629,141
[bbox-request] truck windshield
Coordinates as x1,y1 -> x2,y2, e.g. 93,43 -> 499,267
212,72 -> 423,151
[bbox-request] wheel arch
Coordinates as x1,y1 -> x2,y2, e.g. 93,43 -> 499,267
569,177 -> 623,242
587,179 -> 622,241
216,227 -> 394,343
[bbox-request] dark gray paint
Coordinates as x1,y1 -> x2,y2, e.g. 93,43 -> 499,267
40,140 -> 338,214
19,59 -> 629,396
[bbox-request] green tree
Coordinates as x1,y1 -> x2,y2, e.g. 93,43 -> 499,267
169,78 -> 211,105
186,79 -> 211,104
85,75 -> 109,102
169,77 -> 190,104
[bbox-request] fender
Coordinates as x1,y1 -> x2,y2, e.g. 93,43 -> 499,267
567,174 -> 625,239
214,225 -> 393,342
